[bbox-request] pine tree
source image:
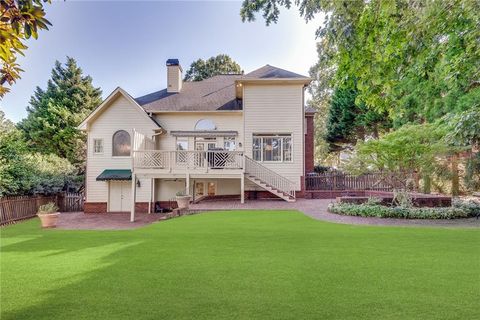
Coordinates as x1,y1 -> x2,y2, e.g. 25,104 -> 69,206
18,57 -> 102,171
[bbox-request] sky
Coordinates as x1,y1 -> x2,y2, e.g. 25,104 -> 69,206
1,1 -> 323,122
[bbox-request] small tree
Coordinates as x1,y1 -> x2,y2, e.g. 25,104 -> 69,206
343,124 -> 455,192
184,54 -> 242,81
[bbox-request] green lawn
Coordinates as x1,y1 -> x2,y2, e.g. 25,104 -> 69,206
1,211 -> 479,320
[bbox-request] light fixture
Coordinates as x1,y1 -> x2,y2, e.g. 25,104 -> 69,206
136,180 -> 141,188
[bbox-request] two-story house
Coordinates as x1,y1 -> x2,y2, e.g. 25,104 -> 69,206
79,59 -> 315,221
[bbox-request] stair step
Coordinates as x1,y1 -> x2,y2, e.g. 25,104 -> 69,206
245,174 -> 295,203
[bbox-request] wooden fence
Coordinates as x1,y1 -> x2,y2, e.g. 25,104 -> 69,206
305,172 -> 405,191
0,192 -> 84,226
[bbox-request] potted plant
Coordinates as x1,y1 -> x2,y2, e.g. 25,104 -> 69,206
37,202 -> 60,228
175,191 -> 192,209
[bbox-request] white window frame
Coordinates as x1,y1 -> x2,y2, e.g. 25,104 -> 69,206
223,137 -> 236,151
93,138 -> 103,155
252,134 -> 293,163
112,130 -> 131,157
176,138 -> 189,163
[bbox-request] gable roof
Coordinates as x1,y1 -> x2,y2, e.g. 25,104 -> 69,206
136,65 -> 311,113
78,87 -> 162,131
242,64 -> 309,79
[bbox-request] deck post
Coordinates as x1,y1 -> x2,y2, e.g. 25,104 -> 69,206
240,173 -> 245,204
148,178 -> 154,214
186,173 -> 190,195
130,173 -> 137,222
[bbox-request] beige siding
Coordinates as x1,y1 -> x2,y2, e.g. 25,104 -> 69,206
155,179 -> 185,201
86,95 -> 157,203
153,112 -> 243,151
243,84 -> 304,189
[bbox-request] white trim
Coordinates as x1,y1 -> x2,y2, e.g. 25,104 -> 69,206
93,138 -> 104,155
252,134 -> 293,163
78,87 -> 159,131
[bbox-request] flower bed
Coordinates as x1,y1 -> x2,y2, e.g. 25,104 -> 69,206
328,198 -> 480,219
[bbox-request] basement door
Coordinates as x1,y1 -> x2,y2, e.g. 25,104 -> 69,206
109,181 -> 132,212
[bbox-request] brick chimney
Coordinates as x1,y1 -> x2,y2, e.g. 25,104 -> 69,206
166,59 -> 182,93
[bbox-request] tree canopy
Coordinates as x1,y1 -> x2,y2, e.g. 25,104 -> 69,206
18,57 -> 102,171
184,54 -> 242,81
0,0 -> 52,97
0,111 -> 75,196
325,82 -> 390,151
242,0 -> 480,125
242,0 -> 480,193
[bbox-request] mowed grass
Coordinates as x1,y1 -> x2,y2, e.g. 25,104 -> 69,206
1,211 -> 479,320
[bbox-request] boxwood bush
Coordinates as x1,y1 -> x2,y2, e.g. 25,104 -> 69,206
328,198 -> 480,219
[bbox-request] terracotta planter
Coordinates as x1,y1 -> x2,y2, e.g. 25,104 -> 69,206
176,195 -> 192,209
38,212 -> 60,228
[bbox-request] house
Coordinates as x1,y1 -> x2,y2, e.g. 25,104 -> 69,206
78,59 -> 315,221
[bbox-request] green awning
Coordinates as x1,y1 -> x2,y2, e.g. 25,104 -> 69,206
96,169 -> 132,181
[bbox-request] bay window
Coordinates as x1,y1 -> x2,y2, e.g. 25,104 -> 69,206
252,134 -> 293,162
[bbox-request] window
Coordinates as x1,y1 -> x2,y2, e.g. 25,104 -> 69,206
224,137 -> 236,151
176,139 -> 188,151
93,139 -> 103,154
252,134 -> 292,162
195,119 -> 216,131
112,130 -> 131,157
176,138 -> 188,163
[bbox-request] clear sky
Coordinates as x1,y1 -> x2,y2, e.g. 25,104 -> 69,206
1,1 -> 322,122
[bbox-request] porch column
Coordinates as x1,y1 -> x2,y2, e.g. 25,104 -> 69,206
186,173 -> 190,195
148,178 -> 154,214
130,173 -> 137,222
240,174 -> 245,204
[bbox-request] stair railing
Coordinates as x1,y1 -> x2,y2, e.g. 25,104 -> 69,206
244,156 -> 296,199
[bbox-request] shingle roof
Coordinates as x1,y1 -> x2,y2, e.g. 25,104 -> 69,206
136,65 -> 308,112
243,64 -> 308,79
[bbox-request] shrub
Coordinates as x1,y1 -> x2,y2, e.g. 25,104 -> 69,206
38,202 -> 59,214
328,203 -> 469,219
365,197 -> 383,206
392,189 -> 413,208
452,198 -> 480,217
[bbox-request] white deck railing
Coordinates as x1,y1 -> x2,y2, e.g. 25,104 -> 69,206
133,150 -> 244,171
244,156 -> 296,199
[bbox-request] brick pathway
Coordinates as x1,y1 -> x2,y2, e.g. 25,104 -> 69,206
55,199 -> 480,230
190,199 -> 480,228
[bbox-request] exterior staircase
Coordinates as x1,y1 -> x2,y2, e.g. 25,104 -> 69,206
244,156 -> 296,202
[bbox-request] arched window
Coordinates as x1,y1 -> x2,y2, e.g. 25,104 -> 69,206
195,119 -> 216,131
112,130 -> 131,156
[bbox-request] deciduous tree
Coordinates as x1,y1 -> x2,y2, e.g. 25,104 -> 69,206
184,54 -> 242,81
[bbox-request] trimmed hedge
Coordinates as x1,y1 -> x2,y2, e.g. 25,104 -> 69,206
328,198 -> 480,219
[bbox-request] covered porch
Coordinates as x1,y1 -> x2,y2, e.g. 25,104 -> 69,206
129,173 -> 246,222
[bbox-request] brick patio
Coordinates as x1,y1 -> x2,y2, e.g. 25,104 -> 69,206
56,212 -> 163,230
